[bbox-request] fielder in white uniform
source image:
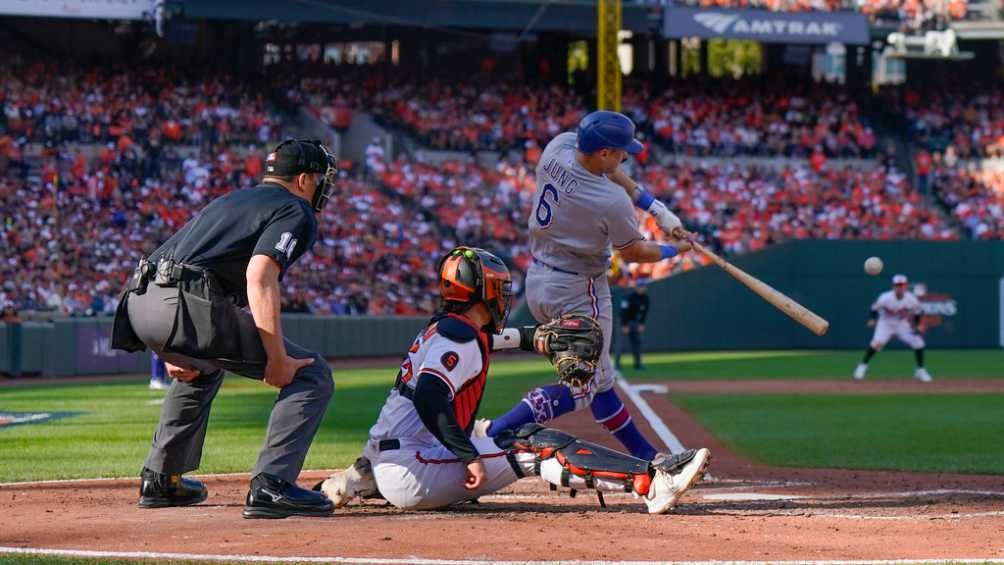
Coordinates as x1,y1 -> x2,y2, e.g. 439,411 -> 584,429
478,111 -> 693,462
854,274 -> 933,382
318,247 -> 710,514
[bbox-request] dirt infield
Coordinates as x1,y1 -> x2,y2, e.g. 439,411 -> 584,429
2,379 -> 1004,562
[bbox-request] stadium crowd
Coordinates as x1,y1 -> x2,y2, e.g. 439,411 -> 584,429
902,88 -> 1004,159
338,80 -> 587,152
1,62 -> 284,150
931,164 -> 1004,239
0,143 -> 454,317
624,84 -> 878,158
2,65 -> 994,319
642,160 -> 956,252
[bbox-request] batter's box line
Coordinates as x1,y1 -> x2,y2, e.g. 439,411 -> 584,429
4,546 -> 1004,565
733,509 -> 1004,521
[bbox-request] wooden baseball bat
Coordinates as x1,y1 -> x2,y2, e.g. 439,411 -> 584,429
688,240 -> 830,336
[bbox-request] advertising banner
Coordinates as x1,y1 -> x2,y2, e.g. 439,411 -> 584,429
664,6 -> 870,45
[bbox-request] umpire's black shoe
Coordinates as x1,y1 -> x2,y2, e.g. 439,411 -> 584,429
138,467 -> 208,508
242,473 -> 334,519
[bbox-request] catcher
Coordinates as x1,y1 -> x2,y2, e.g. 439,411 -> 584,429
318,246 -> 710,514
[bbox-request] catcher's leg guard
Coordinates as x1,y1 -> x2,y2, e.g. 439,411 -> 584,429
502,424 -> 655,496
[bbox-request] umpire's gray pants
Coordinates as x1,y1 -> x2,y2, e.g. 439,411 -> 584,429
525,262 -> 614,409
127,284 -> 334,483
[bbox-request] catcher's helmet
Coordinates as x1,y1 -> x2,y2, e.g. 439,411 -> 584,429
438,247 -> 512,334
577,110 -> 644,155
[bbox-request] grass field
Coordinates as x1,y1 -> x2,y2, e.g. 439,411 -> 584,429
675,393 -> 1004,474
1,349 -> 1002,482
617,348 -> 1004,380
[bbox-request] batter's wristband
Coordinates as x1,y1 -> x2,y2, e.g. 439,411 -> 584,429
659,244 -> 678,260
635,188 -> 655,211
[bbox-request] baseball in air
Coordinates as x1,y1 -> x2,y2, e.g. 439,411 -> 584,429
864,257 -> 884,276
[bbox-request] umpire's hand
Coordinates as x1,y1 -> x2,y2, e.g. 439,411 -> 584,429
264,355 -> 315,388
164,361 -> 201,382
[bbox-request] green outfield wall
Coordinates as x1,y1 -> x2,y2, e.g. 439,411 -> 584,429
3,240 -> 1002,377
3,315 -> 428,378
613,240 -> 1004,351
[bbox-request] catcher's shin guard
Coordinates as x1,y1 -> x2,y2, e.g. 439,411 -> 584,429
502,424 -> 655,495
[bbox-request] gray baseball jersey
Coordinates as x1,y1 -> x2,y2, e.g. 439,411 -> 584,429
529,132 -> 643,276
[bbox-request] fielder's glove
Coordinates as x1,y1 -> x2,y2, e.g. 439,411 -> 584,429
525,315 -> 603,388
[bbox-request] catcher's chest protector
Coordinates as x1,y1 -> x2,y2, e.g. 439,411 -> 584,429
509,424 -> 653,494
430,315 -> 491,434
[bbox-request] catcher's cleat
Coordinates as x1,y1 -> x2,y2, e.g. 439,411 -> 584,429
645,448 -> 710,515
138,467 -> 207,508
319,457 -> 378,508
243,473 -> 334,519
472,418 -> 492,438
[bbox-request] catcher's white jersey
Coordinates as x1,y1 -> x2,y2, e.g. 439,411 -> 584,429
872,291 -> 921,323
529,131 -> 642,276
367,322 -> 483,445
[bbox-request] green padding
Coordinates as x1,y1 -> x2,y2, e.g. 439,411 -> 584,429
18,322 -> 52,374
640,240 -> 1004,350
44,320 -> 77,376
0,323 -> 7,373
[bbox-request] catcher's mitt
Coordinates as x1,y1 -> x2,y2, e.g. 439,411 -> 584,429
532,315 -> 603,387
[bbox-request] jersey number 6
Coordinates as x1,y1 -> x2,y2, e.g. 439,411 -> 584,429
535,183 -> 559,228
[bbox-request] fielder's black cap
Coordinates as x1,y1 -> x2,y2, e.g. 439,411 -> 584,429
265,139 -> 331,177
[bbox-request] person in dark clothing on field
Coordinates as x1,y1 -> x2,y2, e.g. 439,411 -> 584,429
111,139 -> 339,519
616,280 -> 650,370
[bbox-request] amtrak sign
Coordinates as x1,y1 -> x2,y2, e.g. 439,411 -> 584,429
664,7 -> 869,45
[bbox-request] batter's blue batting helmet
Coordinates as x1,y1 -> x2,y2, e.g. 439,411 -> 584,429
576,110 -> 644,155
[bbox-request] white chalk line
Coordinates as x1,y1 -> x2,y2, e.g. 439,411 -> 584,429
809,510 -> 1004,521
615,371 -> 686,454
2,547 -> 1004,565
0,470 -> 331,488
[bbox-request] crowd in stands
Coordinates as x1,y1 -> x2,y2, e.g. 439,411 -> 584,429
0,140 -> 453,318
3,65 -> 995,320
0,140 -> 267,318
641,160 -> 956,253
902,88 -> 1004,159
625,84 -> 878,159
932,163 -> 1004,239
372,147 -> 536,276
365,81 -> 587,152
894,87 -> 1004,239
1,61 -> 284,150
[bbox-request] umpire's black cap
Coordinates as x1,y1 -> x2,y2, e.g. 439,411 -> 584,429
264,139 -> 332,177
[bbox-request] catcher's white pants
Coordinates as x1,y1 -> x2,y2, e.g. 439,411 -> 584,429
365,436 -> 519,510
365,435 -> 633,510
525,262 -> 614,409
871,319 -> 925,350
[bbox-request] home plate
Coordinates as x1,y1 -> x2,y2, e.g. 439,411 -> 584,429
703,492 -> 806,502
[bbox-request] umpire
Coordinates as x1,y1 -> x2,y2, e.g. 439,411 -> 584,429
616,280 -> 650,370
111,139 -> 337,519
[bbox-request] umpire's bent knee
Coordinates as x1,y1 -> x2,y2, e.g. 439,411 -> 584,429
299,353 -> 335,400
